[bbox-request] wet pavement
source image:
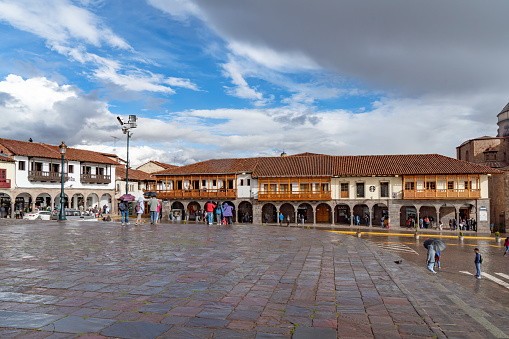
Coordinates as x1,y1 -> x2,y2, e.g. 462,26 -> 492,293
0,220 -> 507,338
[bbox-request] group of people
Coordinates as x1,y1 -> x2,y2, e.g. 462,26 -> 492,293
449,218 -> 477,231
118,196 -> 162,226
204,201 -> 234,225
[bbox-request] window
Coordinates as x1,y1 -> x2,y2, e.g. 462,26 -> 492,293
380,182 -> 389,198
240,179 -> 244,186
177,180 -> 183,190
116,184 -> 120,191
247,179 -> 251,186
340,183 -> 349,198
270,184 -> 277,192
213,179 -> 217,186
202,179 -> 206,187
447,181 -> 454,189
228,180 -> 234,189
83,166 -> 91,174
405,182 -> 414,190
426,181 -> 436,190
464,181 -> 472,189
34,162 -> 42,171
68,165 -> 74,173
484,152 -> 496,161
321,183 -> 329,192
18,161 -> 25,170
97,167 -> 104,175
51,164 -> 59,172
280,184 -> 288,192
0,169 -> 6,180
192,180 -> 199,189
356,182 -> 365,198
300,184 -> 310,192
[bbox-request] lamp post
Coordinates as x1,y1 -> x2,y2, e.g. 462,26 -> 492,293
117,115 -> 137,195
58,141 -> 67,221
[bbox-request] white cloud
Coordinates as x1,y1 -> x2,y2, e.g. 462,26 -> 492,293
0,0 -> 130,49
221,59 -> 271,106
147,0 -> 203,21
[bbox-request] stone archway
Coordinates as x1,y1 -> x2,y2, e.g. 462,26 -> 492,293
297,203 -> 313,224
35,193 -> 52,210
439,205 -> 456,230
171,201 -> 185,221
0,193 -> 12,218
316,203 -> 331,223
335,204 -> 350,225
15,192 -> 33,213
100,194 -> 112,213
53,193 -> 69,209
280,203 -> 295,223
419,206 -> 436,229
262,203 -> 277,223
86,193 -> 99,210
353,204 -> 369,226
373,203 -> 388,227
71,193 -> 85,210
187,201 -> 201,221
400,205 -> 417,228
238,201 -> 253,223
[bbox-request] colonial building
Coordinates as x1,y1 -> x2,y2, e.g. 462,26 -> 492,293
114,165 -> 154,201
0,138 -> 117,216
457,102 -> 509,231
150,152 -> 499,233
136,160 -> 177,174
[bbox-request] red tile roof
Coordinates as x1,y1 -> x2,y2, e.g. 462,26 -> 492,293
155,158 -> 258,175
115,165 -> 154,181
0,153 -> 15,162
0,138 -> 117,165
151,161 -> 178,169
154,153 -> 501,177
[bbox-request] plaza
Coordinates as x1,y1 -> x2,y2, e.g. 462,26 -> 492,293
0,219 -> 507,338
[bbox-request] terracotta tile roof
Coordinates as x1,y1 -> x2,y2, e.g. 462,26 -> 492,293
151,161 -> 178,169
154,153 -> 502,177
154,158 -> 258,175
289,152 -> 326,157
115,165 -> 154,181
329,154 -> 501,176
0,153 -> 14,162
0,138 -> 117,165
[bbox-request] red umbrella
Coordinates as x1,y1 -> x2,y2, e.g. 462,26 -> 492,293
119,194 -> 136,201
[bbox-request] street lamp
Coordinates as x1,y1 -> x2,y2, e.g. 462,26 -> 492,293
117,115 -> 137,195
58,141 -> 67,221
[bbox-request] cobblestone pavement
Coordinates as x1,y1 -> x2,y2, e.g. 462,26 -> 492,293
0,220 -> 507,338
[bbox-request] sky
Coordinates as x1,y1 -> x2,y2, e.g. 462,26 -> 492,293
0,0 -> 507,167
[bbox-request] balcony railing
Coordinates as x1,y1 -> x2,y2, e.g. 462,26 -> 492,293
0,179 -> 10,188
403,188 -> 481,199
156,189 -> 237,200
258,190 -> 331,201
28,171 -> 68,182
81,174 -> 111,184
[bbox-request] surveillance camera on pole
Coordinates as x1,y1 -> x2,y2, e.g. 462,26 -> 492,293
117,115 -> 137,196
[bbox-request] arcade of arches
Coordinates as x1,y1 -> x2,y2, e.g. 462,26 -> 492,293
0,189 -> 115,217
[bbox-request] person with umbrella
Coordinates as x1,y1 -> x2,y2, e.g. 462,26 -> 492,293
424,238 -> 446,274
148,195 -> 159,224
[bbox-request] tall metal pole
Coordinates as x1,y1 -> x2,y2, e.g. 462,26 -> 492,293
59,153 -> 66,221
126,130 -> 129,195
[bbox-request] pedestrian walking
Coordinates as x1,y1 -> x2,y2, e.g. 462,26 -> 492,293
474,248 -> 482,279
215,204 -> 223,225
426,246 -> 437,274
439,220 -> 443,230
286,215 -> 290,226
279,212 -> 284,225
504,237 -> 509,256
148,196 -> 158,224
223,202 -> 233,225
156,200 -> 162,224
205,200 -> 216,225
135,197 -> 144,226
118,199 -> 129,226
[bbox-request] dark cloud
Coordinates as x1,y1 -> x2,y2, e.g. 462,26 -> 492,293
192,0 -> 509,98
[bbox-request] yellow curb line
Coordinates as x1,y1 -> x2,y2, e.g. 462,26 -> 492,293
327,230 -> 499,241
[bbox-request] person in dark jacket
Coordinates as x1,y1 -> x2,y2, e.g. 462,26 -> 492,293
474,248 -> 482,279
118,199 -> 129,226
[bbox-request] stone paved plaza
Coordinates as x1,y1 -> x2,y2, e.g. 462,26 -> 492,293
0,220 -> 507,338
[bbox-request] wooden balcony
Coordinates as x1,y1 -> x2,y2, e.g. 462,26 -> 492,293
403,188 -> 481,199
81,174 -> 111,184
156,189 -> 237,200
258,190 -> 331,201
0,179 -> 10,188
28,171 -> 68,182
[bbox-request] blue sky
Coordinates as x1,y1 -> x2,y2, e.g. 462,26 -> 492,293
0,0 -> 508,166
